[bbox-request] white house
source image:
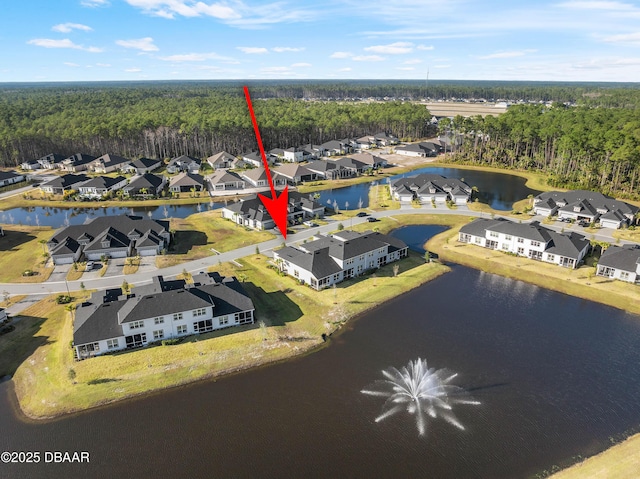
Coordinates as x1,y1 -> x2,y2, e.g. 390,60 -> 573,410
391,174 -> 472,205
274,230 -> 408,290
207,170 -> 245,191
240,167 -> 286,188
0,171 -> 25,187
207,151 -> 240,169
73,273 -> 255,359
459,218 -> 590,269
77,176 -> 127,199
596,245 -> 640,283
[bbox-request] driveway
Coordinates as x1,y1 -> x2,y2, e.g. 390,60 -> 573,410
3,294 -> 49,319
134,257 -> 158,276
103,259 -> 124,278
82,263 -> 106,281
47,263 -> 72,283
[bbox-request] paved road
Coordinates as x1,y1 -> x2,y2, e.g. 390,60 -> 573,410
0,205 -> 633,297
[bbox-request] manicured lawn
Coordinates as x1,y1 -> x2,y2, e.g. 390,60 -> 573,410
0,224 -> 54,282
426,222 -> 640,315
549,433 -> 640,479
368,185 -> 400,211
155,210 -> 275,268
612,227 -> 640,243
11,247 -> 448,418
66,263 -> 85,281
123,256 -> 140,275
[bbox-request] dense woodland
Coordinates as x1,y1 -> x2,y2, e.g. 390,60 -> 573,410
2,81 -> 640,199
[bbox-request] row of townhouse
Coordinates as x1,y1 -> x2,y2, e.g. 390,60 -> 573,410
273,230 -> 409,290
533,190 -> 638,229
0,170 -> 25,187
73,273 -> 255,359
390,174 -> 473,204
221,191 -> 325,230
47,214 -> 170,264
458,218 -> 591,269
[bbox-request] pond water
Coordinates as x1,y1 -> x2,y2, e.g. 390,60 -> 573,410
2,167 -> 540,228
1,225 -> 639,479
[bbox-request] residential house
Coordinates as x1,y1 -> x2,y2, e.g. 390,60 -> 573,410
40,174 -> 89,195
273,164 -> 316,185
332,156 -> 368,176
242,151 -> 274,167
121,157 -> 162,175
77,176 -> 127,199
0,307 -> 7,323
240,167 -> 286,188
395,142 -> 442,157
37,153 -> 66,170
222,191 -> 324,231
207,170 -> 246,191
274,230 -> 408,290
458,218 -> 590,269
305,160 -> 344,180
167,155 -> 201,174
122,173 -> 166,197
391,174 -> 472,204
374,132 -> 399,146
47,214 -> 170,264
0,171 -> 25,187
348,152 -> 387,169
90,154 -> 131,173
20,160 -> 40,170
169,172 -> 205,193
207,151 -> 241,170
355,135 -> 377,150
60,153 -> 97,172
596,244 -> 640,283
283,147 -> 304,162
298,144 -> 322,161
532,190 -> 638,229
319,140 -> 351,157
73,273 -> 255,359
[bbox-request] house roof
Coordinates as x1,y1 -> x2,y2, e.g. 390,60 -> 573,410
74,300 -> 126,345
536,190 -> 638,217
41,173 -> 89,189
93,154 -> 130,168
63,153 -> 96,166
169,172 -> 204,187
79,175 -> 126,189
392,173 -> 471,196
598,245 -> 640,272
170,155 -> 200,165
320,140 -> 346,150
349,152 -> 384,166
125,173 -> 165,191
208,170 -> 244,184
240,167 -> 283,183
38,153 -> 66,164
459,218 -> 509,237
305,160 -> 338,173
128,157 -> 160,169
545,231 -> 590,259
273,163 -> 313,179
0,171 -> 23,181
242,151 -> 263,162
333,157 -> 367,170
207,151 -> 237,165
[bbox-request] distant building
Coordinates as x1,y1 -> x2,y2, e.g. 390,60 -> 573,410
121,157 -> 162,175
169,172 -> 205,193
391,174 -> 472,204
37,153 -> 66,170
272,164 -> 316,184
239,168 -> 286,188
0,171 -> 25,187
77,175 -> 127,199
59,153 -> 97,172
207,151 -> 241,170
122,173 -> 166,197
395,142 -> 443,157
73,273 -> 255,359
207,170 -> 246,192
167,155 -> 201,174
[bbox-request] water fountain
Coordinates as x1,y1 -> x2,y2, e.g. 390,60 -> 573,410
361,358 -> 480,436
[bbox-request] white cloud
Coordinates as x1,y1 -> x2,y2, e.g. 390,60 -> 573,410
158,52 -> 235,62
330,51 -> 352,58
352,55 -> 386,61
556,1 -> 636,10
364,42 -> 413,54
125,0 -> 239,19
416,44 -> 434,51
116,37 -> 159,51
602,32 -> 640,45
124,67 -> 142,72
396,67 -> 414,70
237,47 -> 269,54
52,23 -> 93,33
478,50 -> 536,60
338,67 -> 352,72
81,0 -> 110,6
272,47 -> 304,52
291,62 -> 311,67
403,59 -> 422,64
27,38 -> 103,52
64,62 -> 80,67
434,64 -> 451,68
96,63 -> 112,67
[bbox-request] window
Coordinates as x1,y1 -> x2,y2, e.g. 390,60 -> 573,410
154,317 -> 164,325
333,273 -> 340,281
505,235 -> 512,241
125,333 -> 146,348
501,243 -> 509,250
173,312 -> 183,321
474,237 -> 482,244
531,241 -> 541,247
219,315 -> 229,326
547,254 -> 555,262
193,308 -> 207,317
176,325 -> 187,335
517,247 -> 525,255
235,311 -> 253,324
194,319 -> 213,333
107,339 -> 119,349
294,270 -> 299,278
153,330 -> 164,340
489,231 -> 498,238
130,320 -> 144,330
620,271 -> 630,280
517,237 -> 524,243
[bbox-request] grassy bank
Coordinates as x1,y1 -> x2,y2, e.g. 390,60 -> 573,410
368,185 -> 400,211
155,210 -> 274,268
11,248 -> 448,419
548,433 -> 640,479
426,222 -> 640,315
0,224 -> 54,282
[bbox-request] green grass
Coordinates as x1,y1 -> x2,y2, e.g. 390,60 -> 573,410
10,248 -> 448,419
155,210 -> 275,268
368,184 -> 400,211
0,224 -> 54,282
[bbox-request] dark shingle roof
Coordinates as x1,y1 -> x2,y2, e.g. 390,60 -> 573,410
536,190 -> 638,217
598,245 -> 640,272
79,176 -> 126,189
74,300 -> 126,345
545,231 -> 590,259
41,173 -> 89,189
125,173 -> 164,191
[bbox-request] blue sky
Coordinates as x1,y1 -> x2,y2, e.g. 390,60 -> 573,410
2,0 -> 640,82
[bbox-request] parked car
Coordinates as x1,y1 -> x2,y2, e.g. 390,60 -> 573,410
356,212 -> 368,217
367,217 -> 379,222
303,221 -> 318,227
578,220 -> 590,227
85,261 -> 95,272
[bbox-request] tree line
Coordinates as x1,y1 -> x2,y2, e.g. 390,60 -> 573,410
440,104 -> 640,200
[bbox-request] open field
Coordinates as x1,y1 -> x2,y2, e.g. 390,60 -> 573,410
421,101 -> 508,118
0,224 -> 54,282
155,210 -> 275,268
11,249 -> 448,419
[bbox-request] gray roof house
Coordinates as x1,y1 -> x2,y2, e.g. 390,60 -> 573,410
533,190 -> 638,229
274,230 -> 408,290
0,171 -> 25,187
319,140 -> 351,157
395,142 -> 442,157
240,167 -> 286,188
20,159 -> 41,170
167,155 -> 201,174
169,172 -> 205,193
207,151 -> 241,169
121,157 -> 162,175
37,153 -> 66,169
73,273 -> 255,359
77,175 -> 127,199
349,152 -> 387,169
596,245 -> 640,283
40,173 -> 89,195
273,163 -> 316,184
122,173 -> 166,197
90,154 -> 131,173
459,218 -> 590,268
60,153 -> 97,172
207,170 -> 245,191
391,174 -> 472,204
242,151 -> 275,167
47,215 -> 170,264
221,191 -> 324,231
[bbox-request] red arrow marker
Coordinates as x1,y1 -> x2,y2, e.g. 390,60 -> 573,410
243,86 -> 289,238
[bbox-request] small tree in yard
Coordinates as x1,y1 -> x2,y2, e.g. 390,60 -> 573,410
122,280 -> 130,294
68,368 -> 76,384
255,245 -> 260,255
393,264 -> 400,277
259,320 -> 268,341
337,223 -> 344,231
